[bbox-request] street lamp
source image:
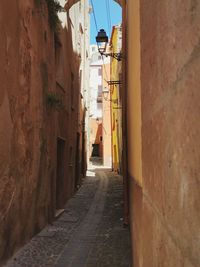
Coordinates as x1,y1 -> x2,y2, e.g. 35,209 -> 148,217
102,87 -> 110,101
96,29 -> 123,61
95,29 -> 108,54
103,87 -> 109,93
102,87 -> 117,103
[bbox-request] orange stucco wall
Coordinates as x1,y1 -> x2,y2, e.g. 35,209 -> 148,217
126,0 -> 143,265
127,1 -> 200,266
0,1 -> 84,264
127,0 -> 142,186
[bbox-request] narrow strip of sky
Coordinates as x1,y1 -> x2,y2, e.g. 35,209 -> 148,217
90,0 -> 122,44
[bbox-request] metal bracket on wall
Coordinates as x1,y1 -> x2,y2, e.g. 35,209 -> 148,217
107,80 -> 122,86
113,106 -> 122,109
104,53 -> 123,61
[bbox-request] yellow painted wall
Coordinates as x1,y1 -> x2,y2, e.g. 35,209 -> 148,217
110,26 -> 122,172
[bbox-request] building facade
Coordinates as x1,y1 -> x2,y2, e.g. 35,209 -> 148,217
119,0 -> 200,266
0,0 -> 89,264
111,0 -> 200,265
110,25 -> 123,173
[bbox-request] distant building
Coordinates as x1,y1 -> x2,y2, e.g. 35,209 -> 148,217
102,63 -> 112,167
89,45 -> 106,119
88,45 -> 111,164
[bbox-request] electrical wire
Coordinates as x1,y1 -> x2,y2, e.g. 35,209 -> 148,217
107,0 -> 112,27
90,0 -> 110,84
90,0 -> 98,33
105,0 -> 112,36
105,0 -> 110,36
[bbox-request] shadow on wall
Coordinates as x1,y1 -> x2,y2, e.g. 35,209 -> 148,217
54,8 -> 82,210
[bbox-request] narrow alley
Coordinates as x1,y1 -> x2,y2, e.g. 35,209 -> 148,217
1,0 -> 200,266
5,166 -> 131,267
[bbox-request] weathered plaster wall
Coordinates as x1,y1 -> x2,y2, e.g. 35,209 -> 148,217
126,0 -> 142,265
127,0 -> 142,187
54,21 -> 81,205
128,0 -> 200,266
0,1 -> 83,264
0,2 -> 54,262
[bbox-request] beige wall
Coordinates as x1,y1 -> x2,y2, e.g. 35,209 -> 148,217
127,0 -> 200,266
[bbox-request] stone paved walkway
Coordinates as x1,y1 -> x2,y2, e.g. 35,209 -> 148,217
5,168 -> 131,267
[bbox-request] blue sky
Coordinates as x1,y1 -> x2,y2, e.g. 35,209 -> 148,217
90,0 -> 122,44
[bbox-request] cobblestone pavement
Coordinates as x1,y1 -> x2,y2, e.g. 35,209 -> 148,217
5,168 -> 131,267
